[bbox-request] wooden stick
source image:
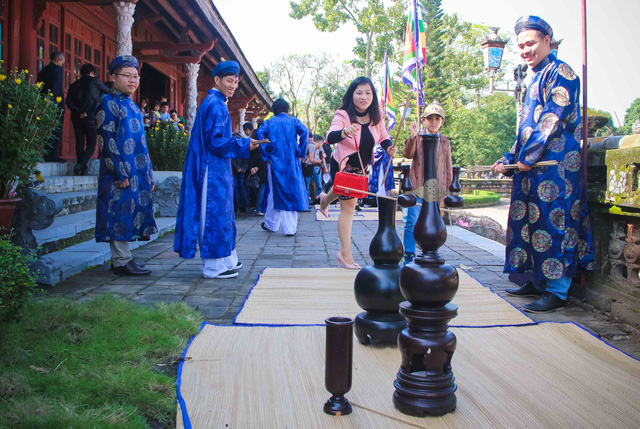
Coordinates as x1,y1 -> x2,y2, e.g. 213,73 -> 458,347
252,139 -> 271,145
333,185 -> 397,200
381,93 -> 413,184
472,160 -> 558,173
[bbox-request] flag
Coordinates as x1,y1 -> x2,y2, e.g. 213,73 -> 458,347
381,50 -> 396,133
401,0 -> 426,104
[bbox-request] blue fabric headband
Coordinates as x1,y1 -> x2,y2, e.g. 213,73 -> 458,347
108,55 -> 140,73
515,15 -> 553,39
211,61 -> 240,78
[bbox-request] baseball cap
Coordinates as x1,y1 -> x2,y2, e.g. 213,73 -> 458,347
422,103 -> 445,119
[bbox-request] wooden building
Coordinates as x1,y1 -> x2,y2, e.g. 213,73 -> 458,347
0,0 -> 272,160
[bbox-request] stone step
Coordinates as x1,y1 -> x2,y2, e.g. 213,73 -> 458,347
36,159 -> 100,177
39,175 -> 98,194
35,217 -> 176,285
33,209 -> 96,254
53,190 -> 97,217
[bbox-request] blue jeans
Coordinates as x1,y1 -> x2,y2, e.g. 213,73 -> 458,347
256,183 -> 266,213
403,196 -> 423,255
305,166 -> 322,199
234,173 -> 249,209
531,276 -> 572,300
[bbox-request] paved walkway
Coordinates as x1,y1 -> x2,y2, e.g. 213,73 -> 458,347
46,207 -> 640,359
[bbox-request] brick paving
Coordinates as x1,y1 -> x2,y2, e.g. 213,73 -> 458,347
45,207 -> 640,359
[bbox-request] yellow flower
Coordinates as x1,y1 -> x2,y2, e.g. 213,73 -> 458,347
56,97 -> 62,103
25,69 -> 29,74
178,123 -> 183,127
36,82 -> 43,88
36,117 -> 40,120
0,74 -> 6,81
14,78 -> 21,85
183,132 -> 187,136
8,104 -> 12,109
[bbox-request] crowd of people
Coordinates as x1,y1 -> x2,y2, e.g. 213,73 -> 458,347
77,14 -> 594,314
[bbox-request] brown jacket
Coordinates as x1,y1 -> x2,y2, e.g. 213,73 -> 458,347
403,132 -> 453,200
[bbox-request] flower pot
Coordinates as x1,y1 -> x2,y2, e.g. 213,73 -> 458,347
0,198 -> 21,234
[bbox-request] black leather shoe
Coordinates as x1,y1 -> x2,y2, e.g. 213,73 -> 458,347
231,261 -> 243,272
261,222 -> 274,232
523,292 -> 566,313
73,163 -> 83,176
113,260 -> 151,276
505,281 -> 543,297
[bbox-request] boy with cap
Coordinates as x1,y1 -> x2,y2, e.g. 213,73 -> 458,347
491,15 -> 593,312
95,55 -> 157,276
174,61 -> 259,279
402,102 -> 453,264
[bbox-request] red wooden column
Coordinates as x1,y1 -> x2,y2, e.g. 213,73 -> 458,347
18,0 -> 37,73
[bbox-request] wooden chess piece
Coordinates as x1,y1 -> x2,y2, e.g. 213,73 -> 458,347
444,166 -> 464,208
393,134 -> 459,417
324,317 -> 354,416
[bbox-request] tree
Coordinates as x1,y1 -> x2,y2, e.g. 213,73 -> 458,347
619,97 -> 640,135
420,0 -> 447,104
289,0 -> 407,78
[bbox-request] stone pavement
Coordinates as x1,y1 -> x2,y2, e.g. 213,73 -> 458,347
45,206 -> 640,360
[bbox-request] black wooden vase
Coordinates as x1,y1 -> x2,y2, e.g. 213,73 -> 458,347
393,133 -> 459,417
353,197 -> 406,345
444,166 -> 464,208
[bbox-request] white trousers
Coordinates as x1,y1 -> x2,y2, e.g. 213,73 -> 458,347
200,166 -> 239,278
264,164 -> 298,235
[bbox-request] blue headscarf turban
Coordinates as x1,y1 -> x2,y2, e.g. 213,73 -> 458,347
514,16 -> 553,40
211,61 -> 240,78
108,55 -> 140,74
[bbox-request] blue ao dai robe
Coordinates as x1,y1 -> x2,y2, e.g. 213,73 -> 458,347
498,54 -> 594,281
174,89 -> 251,259
255,113 -> 309,212
95,90 -> 157,242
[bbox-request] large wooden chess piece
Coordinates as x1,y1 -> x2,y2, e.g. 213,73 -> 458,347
353,197 -> 406,345
444,166 -> 464,209
324,317 -> 354,416
394,134 -> 459,416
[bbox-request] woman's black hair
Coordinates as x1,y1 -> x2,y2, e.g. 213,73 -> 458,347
339,76 -> 381,126
272,98 -> 290,115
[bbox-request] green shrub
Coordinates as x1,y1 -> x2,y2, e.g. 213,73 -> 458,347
146,119 -> 189,171
460,190 -> 501,206
0,234 -> 39,323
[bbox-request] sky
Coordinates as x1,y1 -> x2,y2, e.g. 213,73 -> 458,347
215,0 -> 640,125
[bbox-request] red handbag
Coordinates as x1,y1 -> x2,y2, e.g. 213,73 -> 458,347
333,132 -> 369,198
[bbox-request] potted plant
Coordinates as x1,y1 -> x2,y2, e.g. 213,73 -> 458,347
0,61 -> 62,231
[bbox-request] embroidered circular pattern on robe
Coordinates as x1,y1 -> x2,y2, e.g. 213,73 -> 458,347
98,135 -> 104,151
551,87 -> 571,106
118,162 -> 127,178
506,227 -> 514,244
521,224 -> 530,243
112,187 -> 122,201
543,82 -> 552,102
135,154 -> 147,170
133,211 -> 144,229
113,221 -> 127,237
96,110 -> 105,128
124,161 -> 132,176
529,84 -> 539,101
105,158 -> 115,172
129,175 -> 139,192
143,225 -> 157,237
534,105 -> 543,123
108,199 -> 117,214
139,190 -> 152,207
538,180 -> 559,202
558,64 -> 577,80
129,99 -> 139,112
108,100 -> 120,117
126,198 -> 136,214
509,247 -> 528,268
564,151 -> 581,172
525,144 -> 543,164
521,127 -> 533,144
571,199 -> 582,221
573,125 -> 583,142
129,118 -> 141,133
521,176 -> 530,195
109,138 -> 120,155
528,202 -> 540,223
510,200 -> 526,221
557,161 -> 566,179
548,135 -> 565,152
578,239 -> 591,260
532,230 -> 553,252
141,136 -> 148,148
549,208 -> 565,230
565,179 -> 573,199
123,138 -> 136,155
542,258 -> 563,279
539,113 -> 559,136
563,227 -> 578,249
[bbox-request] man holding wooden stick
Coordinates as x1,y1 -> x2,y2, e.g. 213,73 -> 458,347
491,15 -> 594,313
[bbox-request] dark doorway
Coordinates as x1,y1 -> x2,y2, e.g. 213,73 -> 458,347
140,63 -> 168,108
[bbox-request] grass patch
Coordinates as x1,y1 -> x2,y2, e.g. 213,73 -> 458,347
460,190 -> 502,206
0,295 -> 201,428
